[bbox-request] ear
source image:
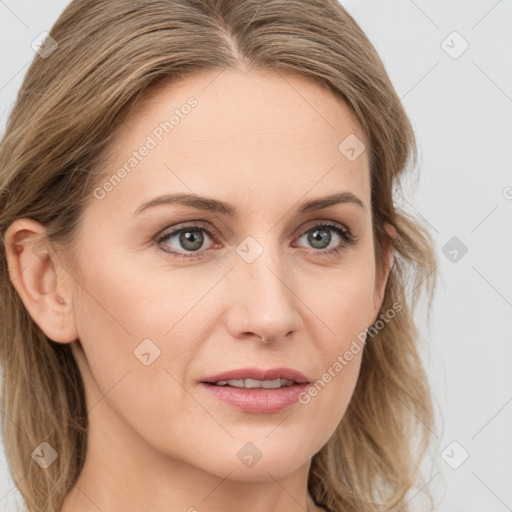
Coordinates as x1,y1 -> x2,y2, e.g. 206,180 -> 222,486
4,218 -> 78,343
372,222 -> 396,316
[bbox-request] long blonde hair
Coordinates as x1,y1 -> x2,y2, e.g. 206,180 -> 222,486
0,1 -> 438,511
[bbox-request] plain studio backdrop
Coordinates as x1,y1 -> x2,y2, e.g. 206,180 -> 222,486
0,1 -> 511,511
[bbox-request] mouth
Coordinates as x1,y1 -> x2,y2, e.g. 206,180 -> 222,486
205,378 -> 298,389
200,366 -> 309,385
199,367 -> 310,414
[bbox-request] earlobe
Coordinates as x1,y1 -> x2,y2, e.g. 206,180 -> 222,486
4,218 -> 78,344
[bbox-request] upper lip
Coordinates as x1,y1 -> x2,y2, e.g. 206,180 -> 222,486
201,367 -> 309,384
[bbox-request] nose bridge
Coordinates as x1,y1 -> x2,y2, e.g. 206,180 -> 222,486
237,233 -> 290,301
228,232 -> 300,340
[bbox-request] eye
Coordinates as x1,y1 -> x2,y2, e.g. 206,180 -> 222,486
156,221 -> 218,258
292,221 -> 356,258
156,220 -> 356,259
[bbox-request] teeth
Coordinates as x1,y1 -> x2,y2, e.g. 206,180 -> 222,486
213,378 -> 295,388
226,379 -> 244,387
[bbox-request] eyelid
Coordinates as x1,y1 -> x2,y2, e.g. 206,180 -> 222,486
155,220 -> 219,241
293,218 -> 351,238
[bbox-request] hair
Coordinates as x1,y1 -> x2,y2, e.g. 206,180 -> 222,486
0,1 -> 439,511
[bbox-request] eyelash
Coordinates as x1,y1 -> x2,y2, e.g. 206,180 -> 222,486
155,220 -> 357,260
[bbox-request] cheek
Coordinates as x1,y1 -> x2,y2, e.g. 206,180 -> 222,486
70,246 -> 209,406
293,261 -> 375,434
69,250 -> 173,401
70,258 -> 204,457
72,246 -> 180,340
308,259 -> 376,351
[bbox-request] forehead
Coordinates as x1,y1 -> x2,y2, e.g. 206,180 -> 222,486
95,68 -> 370,214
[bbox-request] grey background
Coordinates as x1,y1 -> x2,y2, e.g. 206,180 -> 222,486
1,1 -> 511,510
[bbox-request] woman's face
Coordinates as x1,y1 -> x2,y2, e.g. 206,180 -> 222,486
60,68 -> 391,481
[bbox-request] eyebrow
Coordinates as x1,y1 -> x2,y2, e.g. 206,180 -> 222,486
132,191 -> 366,217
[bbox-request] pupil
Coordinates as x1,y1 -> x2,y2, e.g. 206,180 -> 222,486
180,230 -> 203,251
309,228 -> 330,249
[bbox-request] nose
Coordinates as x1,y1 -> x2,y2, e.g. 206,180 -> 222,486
225,237 -> 302,345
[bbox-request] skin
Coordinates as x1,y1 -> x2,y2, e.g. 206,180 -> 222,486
5,67 -> 394,512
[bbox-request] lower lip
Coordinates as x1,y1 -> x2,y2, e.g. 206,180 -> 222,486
199,382 -> 309,413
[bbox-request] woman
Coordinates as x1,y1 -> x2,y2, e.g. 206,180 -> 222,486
0,1 -> 438,511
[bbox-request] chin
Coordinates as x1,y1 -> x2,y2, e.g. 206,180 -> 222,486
199,435 -> 315,482
209,454 -> 310,482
